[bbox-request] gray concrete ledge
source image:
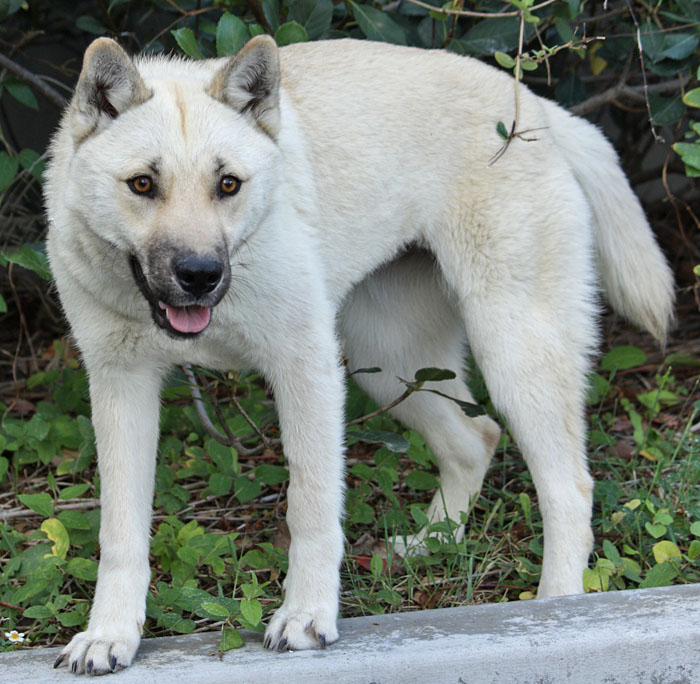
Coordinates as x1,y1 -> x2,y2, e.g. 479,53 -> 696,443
2,584 -> 699,683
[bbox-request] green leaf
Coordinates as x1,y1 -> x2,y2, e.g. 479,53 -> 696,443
602,539 -> 621,565
18,492 -> 54,517
3,244 -> 52,280
207,472 -> 233,496
683,163 -> 700,178
216,12 -> 249,57
349,366 -> 382,375
0,151 -> 19,192
639,560 -> 678,588
658,33 -> 699,61
683,87 -> 700,108
75,15 -> 107,35
688,540 -> 700,560
0,455 -> 8,482
350,1 -> 407,45
274,21 -> 308,47
352,430 -> 410,453
171,28 -> 205,59
410,504 -> 430,528
58,483 -> 90,500
496,121 -> 509,140
640,20 -> 664,61
288,0 -> 333,41
57,510 -> 92,530
645,522 -> 667,539
234,474 -> 261,503
0,293 -> 6,314
220,627 -> 244,651
58,610 -> 88,627
649,94 -> 685,126
600,345 -> 647,372
5,79 -> 38,110
370,553 -> 384,577
674,142 -> 700,169
652,540 -> 681,564
201,601 -> 231,618
689,520 -> 700,536
24,605 -> 54,619
414,367 -> 456,383
41,518 -> 69,558
66,557 -> 98,581
262,0 -> 280,31
554,16 -> 574,43
404,469 -> 438,490
176,546 -> 201,566
459,18 -> 522,56
255,464 -> 288,485
240,598 -> 263,626
159,613 -> 196,633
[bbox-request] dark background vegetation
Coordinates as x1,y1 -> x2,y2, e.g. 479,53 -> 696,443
0,0 -> 699,654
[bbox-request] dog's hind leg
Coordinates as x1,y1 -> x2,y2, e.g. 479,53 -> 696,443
341,250 -> 501,553
428,202 -> 597,597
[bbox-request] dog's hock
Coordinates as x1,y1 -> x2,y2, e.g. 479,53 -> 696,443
208,35 -> 281,139
70,37 -> 151,142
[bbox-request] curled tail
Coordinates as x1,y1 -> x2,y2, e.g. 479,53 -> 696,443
543,101 -> 675,345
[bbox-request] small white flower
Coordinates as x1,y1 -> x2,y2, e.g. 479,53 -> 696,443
4,630 -> 25,643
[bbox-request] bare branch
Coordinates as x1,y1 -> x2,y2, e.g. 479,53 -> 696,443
0,52 -> 67,110
570,76 -> 690,116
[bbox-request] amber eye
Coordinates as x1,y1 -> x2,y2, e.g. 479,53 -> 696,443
219,175 -> 241,197
128,175 -> 154,196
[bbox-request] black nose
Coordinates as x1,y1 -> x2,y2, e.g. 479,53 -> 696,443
173,255 -> 224,298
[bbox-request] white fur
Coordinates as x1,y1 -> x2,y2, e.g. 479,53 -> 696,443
45,37 -> 674,674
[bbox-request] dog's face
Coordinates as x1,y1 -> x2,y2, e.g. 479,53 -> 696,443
59,37 -> 282,338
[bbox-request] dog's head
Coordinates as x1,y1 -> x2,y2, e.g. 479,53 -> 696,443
55,36 -> 282,338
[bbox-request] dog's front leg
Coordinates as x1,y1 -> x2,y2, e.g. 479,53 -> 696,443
54,362 -> 162,675
262,331 -> 346,651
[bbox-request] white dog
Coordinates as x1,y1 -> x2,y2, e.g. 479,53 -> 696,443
45,35 -> 673,674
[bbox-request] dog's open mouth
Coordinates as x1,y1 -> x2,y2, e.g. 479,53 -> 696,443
129,254 -> 215,338
158,301 -> 211,335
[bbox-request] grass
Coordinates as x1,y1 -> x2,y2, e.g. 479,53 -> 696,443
0,333 -> 699,655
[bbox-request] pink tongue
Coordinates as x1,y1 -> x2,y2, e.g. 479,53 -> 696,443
165,305 -> 211,334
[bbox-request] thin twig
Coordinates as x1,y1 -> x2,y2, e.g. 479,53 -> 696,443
230,391 -> 269,447
0,52 -> 67,110
346,387 -> 416,427
488,11 -> 528,166
0,499 -> 100,523
0,600 -> 23,611
183,364 -> 266,456
624,0 -> 664,143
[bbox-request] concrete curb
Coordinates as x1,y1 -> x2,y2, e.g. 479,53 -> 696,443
2,584 -> 699,683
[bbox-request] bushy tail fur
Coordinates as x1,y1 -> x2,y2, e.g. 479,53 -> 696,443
543,101 -> 675,345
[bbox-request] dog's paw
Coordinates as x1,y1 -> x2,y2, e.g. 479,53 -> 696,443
53,628 -> 140,675
391,533 -> 431,558
263,604 -> 338,652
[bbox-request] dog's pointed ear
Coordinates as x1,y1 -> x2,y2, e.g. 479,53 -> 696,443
208,35 -> 281,139
70,38 -> 151,142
